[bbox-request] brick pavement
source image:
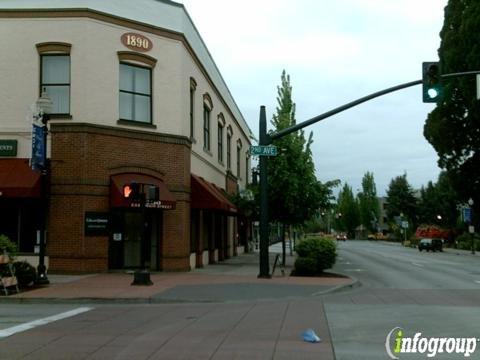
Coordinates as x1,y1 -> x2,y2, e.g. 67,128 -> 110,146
3,252 -> 354,303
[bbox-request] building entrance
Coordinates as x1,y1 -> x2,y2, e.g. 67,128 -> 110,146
109,209 -> 161,270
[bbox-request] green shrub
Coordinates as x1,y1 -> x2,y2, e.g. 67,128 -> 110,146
455,233 -> 480,251
293,257 -> 317,276
294,237 -> 337,275
0,234 -> 17,257
13,261 -> 37,287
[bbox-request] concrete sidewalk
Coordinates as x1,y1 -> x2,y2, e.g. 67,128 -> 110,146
0,252 -> 347,360
2,252 -> 354,303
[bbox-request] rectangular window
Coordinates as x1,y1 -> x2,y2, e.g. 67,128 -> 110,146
119,63 -> 152,123
245,156 -> 250,184
218,124 -> 224,163
41,55 -> 70,114
227,134 -> 232,170
203,106 -> 210,151
190,87 -> 195,139
237,145 -> 241,178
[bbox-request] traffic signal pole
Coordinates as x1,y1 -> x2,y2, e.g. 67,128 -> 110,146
257,70 -> 480,278
258,106 -> 271,278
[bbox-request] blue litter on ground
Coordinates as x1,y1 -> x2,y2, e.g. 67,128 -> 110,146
302,328 -> 321,343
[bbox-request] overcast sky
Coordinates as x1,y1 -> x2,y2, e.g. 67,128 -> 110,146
179,0 -> 448,196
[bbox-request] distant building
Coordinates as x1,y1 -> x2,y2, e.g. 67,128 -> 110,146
377,197 -> 389,233
0,0 -> 252,272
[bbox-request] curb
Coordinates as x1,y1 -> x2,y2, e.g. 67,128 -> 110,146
311,274 -> 361,296
0,281 -> 360,305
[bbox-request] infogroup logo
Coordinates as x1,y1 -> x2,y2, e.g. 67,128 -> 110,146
385,327 -> 478,359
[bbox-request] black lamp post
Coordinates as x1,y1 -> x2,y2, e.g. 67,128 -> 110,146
33,89 -> 52,285
468,198 -> 475,255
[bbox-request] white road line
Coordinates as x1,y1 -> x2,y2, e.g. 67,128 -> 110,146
411,262 -> 424,267
0,307 -> 93,338
475,280 -> 480,284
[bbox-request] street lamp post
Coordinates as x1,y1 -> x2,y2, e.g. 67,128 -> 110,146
33,89 -> 52,285
468,198 -> 475,255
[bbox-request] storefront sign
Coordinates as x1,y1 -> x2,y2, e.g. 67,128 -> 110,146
121,33 -> 153,52
0,140 -> 17,157
129,200 -> 175,210
84,212 -> 110,236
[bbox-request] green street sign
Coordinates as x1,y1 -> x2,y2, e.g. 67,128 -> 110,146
250,145 -> 278,156
0,140 -> 17,157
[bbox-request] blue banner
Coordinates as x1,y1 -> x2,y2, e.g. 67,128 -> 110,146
31,124 -> 46,171
463,208 -> 472,223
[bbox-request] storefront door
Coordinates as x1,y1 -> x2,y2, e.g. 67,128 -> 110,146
109,210 -> 160,270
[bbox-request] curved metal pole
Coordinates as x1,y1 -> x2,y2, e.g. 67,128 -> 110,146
270,79 -> 422,142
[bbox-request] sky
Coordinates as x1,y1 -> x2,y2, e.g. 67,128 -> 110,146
179,0 -> 448,196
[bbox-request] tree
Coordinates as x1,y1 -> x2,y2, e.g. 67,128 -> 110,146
268,70 -> 324,264
268,70 -> 318,224
385,174 -> 418,229
336,183 -> 360,238
358,172 -> 380,233
417,172 -> 459,229
424,0 -> 480,221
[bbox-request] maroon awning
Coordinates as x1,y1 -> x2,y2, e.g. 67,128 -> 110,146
0,159 -> 42,198
191,174 -> 237,214
110,173 -> 176,210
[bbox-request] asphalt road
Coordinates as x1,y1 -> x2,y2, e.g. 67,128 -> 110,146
324,241 -> 480,359
1,241 -> 480,359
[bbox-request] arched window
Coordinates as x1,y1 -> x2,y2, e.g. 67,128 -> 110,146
245,152 -> 250,184
226,126 -> 233,170
190,77 -> 197,140
236,139 -> 243,179
217,113 -> 225,164
203,93 -> 213,151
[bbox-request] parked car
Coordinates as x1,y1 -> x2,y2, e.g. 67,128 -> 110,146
418,238 -> 443,252
336,233 -> 347,241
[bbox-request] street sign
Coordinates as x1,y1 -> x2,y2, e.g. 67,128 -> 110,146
250,145 -> 278,156
401,221 -> 409,229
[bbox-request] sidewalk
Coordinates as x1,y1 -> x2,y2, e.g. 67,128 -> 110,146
0,251 -> 347,360
2,251 -> 354,303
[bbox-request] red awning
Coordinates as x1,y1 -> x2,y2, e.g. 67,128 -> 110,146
0,159 -> 42,198
110,173 -> 176,210
191,174 -> 237,214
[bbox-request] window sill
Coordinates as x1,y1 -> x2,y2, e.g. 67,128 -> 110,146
203,148 -> 213,157
117,119 -> 157,129
49,114 -> 72,120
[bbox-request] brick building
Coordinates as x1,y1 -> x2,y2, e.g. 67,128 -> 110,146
0,0 -> 252,273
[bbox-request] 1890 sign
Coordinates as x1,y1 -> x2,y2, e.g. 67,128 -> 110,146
121,33 -> 153,52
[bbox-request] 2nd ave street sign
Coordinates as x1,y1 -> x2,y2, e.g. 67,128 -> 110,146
250,145 -> 278,156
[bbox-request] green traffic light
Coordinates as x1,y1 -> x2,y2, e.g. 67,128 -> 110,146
422,62 -> 443,103
427,88 -> 439,99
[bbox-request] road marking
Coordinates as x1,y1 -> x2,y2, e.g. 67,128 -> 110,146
344,268 -> 365,272
0,307 -> 93,338
475,280 -> 480,284
411,262 -> 424,267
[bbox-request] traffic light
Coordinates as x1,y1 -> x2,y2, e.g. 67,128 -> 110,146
123,182 -> 140,200
422,62 -> 442,103
146,185 -> 159,201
